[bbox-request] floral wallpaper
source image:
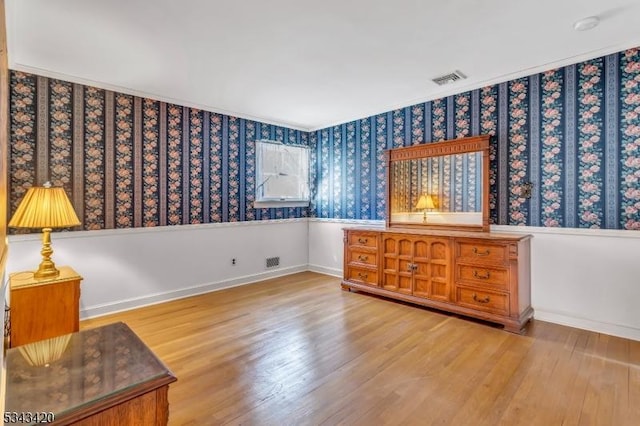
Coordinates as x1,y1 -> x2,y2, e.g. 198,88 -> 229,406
310,47 -> 640,230
9,71 -> 309,231
7,47 -> 640,232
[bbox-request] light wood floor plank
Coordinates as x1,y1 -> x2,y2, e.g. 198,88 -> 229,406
81,272 -> 640,426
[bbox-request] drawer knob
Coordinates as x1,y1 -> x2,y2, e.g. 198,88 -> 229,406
473,270 -> 491,280
472,293 -> 490,303
472,247 -> 490,256
358,237 -> 368,244
357,255 -> 368,262
357,272 -> 368,280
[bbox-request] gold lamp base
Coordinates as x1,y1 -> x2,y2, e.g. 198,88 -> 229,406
33,227 -> 60,279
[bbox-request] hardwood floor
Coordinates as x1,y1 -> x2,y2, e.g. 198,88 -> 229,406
81,272 -> 640,426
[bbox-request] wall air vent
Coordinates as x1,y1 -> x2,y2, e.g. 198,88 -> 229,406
266,256 -> 280,268
431,71 -> 467,86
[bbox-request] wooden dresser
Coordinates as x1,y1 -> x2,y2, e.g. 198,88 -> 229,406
342,227 -> 532,333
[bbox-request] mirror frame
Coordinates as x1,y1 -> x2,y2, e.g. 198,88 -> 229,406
385,135 -> 491,232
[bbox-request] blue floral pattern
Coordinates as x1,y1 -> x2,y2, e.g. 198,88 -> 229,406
392,109 -> 404,148
7,73 -> 309,232
319,129 -> 330,218
299,132 -> 310,218
48,80 -> 73,194
540,71 -> 563,227
7,42 -> 640,232
480,86 -> 499,223
332,126 -> 342,218
189,109 -> 203,223
245,121 -> 257,221
142,99 -> 159,226
166,104 -> 183,225
345,123 -> 356,218
620,48 -> 640,230
411,105 -> 424,144
227,117 -> 240,222
114,94 -> 134,228
9,72 -> 37,215
375,115 -> 387,219
431,99 -> 447,142
84,86 -> 105,229
258,124 -> 271,220
577,59 -> 605,228
360,119 -> 371,218
455,93 -> 471,211
209,113 -> 223,222
508,79 -> 529,226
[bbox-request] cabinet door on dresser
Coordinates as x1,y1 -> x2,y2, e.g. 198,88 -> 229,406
381,235 -> 413,294
382,234 -> 452,301
413,238 -> 452,302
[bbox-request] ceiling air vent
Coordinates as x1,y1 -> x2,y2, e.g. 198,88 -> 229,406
431,71 -> 466,86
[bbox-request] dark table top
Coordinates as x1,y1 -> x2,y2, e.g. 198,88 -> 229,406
5,322 -> 176,421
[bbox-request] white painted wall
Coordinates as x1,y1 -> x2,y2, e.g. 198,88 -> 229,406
308,219 -> 384,276
308,218 -> 640,341
7,219 -> 308,319
491,225 -> 640,341
8,218 -> 640,340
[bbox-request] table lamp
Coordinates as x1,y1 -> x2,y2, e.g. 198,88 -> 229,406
8,182 -> 81,279
415,194 -> 435,223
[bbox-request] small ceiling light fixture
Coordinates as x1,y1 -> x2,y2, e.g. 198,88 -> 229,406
573,16 -> 600,31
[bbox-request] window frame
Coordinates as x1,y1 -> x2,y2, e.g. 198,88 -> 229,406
254,139 -> 310,208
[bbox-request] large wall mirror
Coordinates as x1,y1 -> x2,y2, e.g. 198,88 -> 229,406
386,135 -> 490,232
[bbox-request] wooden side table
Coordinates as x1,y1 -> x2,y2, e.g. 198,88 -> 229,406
9,266 -> 83,347
5,322 -> 177,425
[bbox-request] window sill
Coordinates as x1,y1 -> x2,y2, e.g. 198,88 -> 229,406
253,200 -> 310,208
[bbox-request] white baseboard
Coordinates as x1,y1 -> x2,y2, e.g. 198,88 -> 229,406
534,309 -> 640,341
83,265 -> 640,342
307,264 -> 342,278
12,217 -> 638,342
81,264 -> 307,319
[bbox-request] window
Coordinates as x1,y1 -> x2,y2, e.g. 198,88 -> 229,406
255,140 -> 310,207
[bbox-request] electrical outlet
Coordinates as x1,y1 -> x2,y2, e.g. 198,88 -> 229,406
232,258 -> 236,265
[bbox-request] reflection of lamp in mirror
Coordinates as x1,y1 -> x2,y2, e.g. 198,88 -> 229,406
415,194 -> 436,223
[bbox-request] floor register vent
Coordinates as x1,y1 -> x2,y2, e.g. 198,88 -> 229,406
266,256 -> 280,268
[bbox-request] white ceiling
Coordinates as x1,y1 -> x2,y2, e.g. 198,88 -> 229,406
6,0 -> 640,131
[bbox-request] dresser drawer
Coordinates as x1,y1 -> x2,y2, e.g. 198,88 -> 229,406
346,249 -> 378,267
346,266 -> 378,287
456,264 -> 509,290
456,287 -> 509,316
347,232 -> 378,249
456,241 -> 508,264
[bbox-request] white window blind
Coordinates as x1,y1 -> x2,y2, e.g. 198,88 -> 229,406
255,140 -> 309,207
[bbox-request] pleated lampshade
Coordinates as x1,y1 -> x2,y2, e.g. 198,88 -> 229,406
415,194 -> 435,210
9,184 -> 81,229
19,334 -> 72,366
